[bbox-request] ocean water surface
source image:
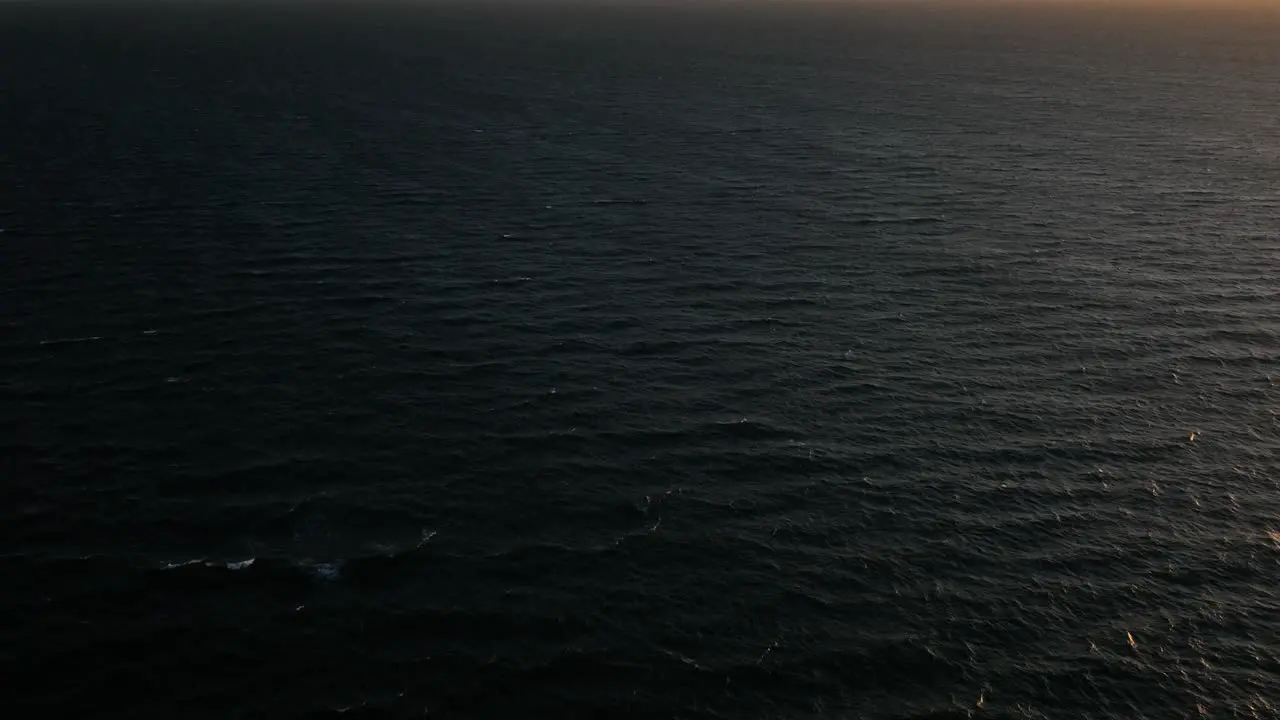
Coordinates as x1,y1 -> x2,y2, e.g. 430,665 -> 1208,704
3,2 -> 1279,717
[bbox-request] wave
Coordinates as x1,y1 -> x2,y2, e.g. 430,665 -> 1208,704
38,336 -> 103,346
161,558 -> 255,571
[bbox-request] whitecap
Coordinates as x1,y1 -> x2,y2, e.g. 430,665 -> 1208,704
224,558 -> 255,570
162,558 -> 204,570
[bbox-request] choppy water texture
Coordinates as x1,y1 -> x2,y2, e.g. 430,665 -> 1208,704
3,2 -> 1280,718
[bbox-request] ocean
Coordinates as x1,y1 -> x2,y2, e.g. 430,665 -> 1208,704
3,1 -> 1279,717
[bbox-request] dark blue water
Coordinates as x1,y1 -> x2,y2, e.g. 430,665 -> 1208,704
4,2 -> 1280,717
